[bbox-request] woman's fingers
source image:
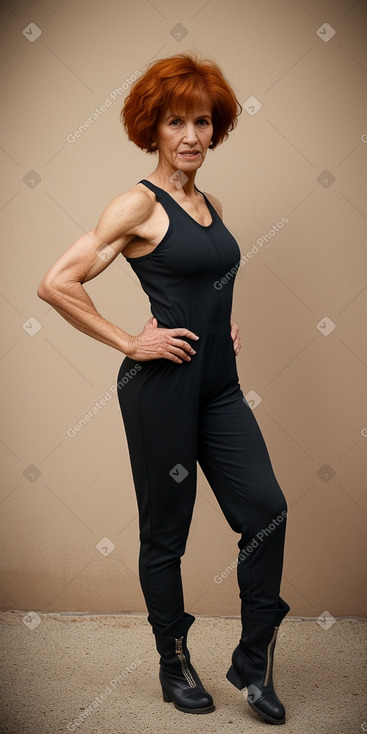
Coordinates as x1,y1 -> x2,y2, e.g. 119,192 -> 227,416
147,318 -> 199,343
230,318 -> 241,355
170,326 -> 200,342
157,334 -> 197,362
126,320 -> 200,362
132,317 -> 241,361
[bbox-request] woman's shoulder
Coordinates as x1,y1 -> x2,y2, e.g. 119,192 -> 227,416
114,182 -> 156,210
100,183 -> 156,229
201,191 -> 223,220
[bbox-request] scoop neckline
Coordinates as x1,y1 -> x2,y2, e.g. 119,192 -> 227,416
138,178 -> 215,229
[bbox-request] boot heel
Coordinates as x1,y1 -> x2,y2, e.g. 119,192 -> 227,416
226,665 -> 245,691
162,687 -> 172,703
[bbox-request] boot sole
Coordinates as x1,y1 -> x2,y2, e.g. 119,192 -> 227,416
162,688 -> 215,714
226,666 -> 285,725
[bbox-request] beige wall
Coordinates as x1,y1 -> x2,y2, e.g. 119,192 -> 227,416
1,0 -> 366,619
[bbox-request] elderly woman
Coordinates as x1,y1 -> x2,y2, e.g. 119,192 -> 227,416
38,53 -> 290,725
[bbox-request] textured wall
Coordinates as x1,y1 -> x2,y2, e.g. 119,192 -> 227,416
0,0 -> 366,619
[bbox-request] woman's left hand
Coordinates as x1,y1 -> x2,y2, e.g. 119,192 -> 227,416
230,318 -> 242,356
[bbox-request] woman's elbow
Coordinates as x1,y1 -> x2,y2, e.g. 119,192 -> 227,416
37,277 -> 59,304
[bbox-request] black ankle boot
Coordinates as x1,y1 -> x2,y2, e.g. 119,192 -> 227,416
226,609 -> 289,725
154,632 -> 215,714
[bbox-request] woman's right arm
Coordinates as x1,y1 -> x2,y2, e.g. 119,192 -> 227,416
37,189 -> 149,355
37,189 -> 199,362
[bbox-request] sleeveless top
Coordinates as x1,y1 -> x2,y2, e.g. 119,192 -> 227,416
125,179 -> 241,332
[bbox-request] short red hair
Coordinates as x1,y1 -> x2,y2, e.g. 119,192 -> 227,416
121,53 -> 241,154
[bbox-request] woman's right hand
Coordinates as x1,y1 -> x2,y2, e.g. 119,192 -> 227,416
126,316 -> 199,364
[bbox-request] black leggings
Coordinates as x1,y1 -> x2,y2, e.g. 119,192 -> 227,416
117,326 -> 288,638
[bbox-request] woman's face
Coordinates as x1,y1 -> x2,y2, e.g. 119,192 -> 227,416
154,98 -> 214,174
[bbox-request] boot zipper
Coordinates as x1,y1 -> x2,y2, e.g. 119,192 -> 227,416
175,637 -> 196,688
264,626 -> 278,687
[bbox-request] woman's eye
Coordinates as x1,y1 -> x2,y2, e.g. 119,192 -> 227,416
169,118 -> 210,126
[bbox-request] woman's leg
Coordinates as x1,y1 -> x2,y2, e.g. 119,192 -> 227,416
117,357 -> 198,638
198,387 -> 288,622
198,385 -> 290,724
117,357 -> 215,713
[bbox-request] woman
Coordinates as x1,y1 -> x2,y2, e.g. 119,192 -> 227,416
38,53 -> 290,725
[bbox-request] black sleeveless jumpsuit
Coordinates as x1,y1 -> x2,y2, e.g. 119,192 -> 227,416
117,180 -> 289,638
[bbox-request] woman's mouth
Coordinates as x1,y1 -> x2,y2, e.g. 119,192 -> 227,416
178,150 -> 201,160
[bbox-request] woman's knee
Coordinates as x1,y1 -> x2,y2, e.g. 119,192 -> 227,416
268,484 -> 287,522
252,481 -> 288,526
274,485 -> 288,517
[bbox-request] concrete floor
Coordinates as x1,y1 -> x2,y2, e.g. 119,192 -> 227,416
0,612 -> 366,734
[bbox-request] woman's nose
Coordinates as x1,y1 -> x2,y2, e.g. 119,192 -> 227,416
182,123 -> 198,143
